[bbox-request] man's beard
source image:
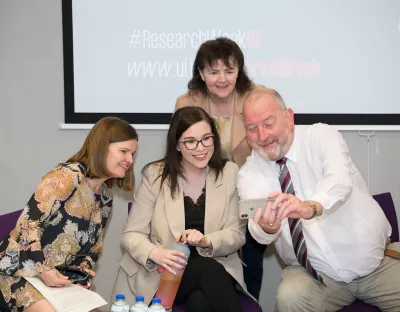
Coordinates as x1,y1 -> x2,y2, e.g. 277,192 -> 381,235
256,143 -> 284,161
255,127 -> 292,161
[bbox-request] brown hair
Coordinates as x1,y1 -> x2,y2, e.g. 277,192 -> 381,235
145,106 -> 227,199
67,117 -> 138,191
188,37 -> 252,96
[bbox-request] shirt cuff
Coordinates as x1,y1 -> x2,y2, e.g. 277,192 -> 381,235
311,193 -> 343,214
196,246 -> 213,257
248,219 -> 280,245
145,259 -> 159,272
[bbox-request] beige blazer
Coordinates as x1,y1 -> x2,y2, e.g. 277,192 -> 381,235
112,162 -> 247,306
174,84 -> 266,168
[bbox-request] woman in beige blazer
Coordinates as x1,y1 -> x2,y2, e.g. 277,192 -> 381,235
112,107 -> 254,311
174,37 -> 267,300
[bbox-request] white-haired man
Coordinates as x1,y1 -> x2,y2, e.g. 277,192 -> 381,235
237,88 -> 400,311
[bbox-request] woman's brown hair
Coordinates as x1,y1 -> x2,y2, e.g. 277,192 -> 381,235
145,106 -> 227,199
67,117 -> 138,191
188,37 -> 252,96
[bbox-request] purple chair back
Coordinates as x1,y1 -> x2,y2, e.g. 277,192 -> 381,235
0,209 -> 23,241
127,203 -> 261,311
373,193 -> 399,242
338,192 -> 398,312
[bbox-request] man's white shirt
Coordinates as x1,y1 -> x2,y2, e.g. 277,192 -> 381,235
237,123 -> 391,282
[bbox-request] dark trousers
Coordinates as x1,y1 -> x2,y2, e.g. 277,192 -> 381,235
175,256 -> 241,312
242,226 -> 267,300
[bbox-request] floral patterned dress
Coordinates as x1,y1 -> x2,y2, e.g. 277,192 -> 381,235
0,163 -> 112,311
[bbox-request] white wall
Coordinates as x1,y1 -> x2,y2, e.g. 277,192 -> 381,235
1,1 -> 399,311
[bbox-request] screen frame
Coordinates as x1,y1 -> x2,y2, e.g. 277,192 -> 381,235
62,0 -> 400,126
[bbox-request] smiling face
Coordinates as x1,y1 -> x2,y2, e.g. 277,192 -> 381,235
177,120 -> 215,172
244,92 -> 295,161
105,139 -> 137,178
199,59 -> 239,101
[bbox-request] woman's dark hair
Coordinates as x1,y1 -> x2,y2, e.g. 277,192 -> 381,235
67,117 -> 138,191
145,106 -> 227,198
188,37 -> 252,96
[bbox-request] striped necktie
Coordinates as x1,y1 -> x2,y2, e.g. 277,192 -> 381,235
277,157 -> 325,285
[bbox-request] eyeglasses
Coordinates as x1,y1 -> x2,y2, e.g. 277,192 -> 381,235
179,135 -> 215,150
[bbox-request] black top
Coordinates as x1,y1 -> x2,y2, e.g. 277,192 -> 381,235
184,187 -> 206,256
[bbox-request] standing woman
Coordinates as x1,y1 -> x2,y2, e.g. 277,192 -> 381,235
0,117 -> 138,312
174,37 -> 266,299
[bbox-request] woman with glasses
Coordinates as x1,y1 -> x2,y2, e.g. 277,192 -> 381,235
174,37 -> 267,300
113,107 -> 257,311
0,117 -> 138,312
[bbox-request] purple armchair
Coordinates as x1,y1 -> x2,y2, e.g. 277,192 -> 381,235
127,202 -> 262,311
338,192 -> 399,312
0,209 -> 22,241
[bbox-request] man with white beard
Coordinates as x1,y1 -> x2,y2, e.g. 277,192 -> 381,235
237,88 -> 400,312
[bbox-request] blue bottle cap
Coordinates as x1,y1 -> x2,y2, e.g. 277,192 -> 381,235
135,296 -> 144,302
116,294 -> 125,300
152,298 -> 161,304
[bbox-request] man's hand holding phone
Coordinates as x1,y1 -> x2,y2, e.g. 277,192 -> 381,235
252,199 -> 282,234
270,192 -> 322,220
256,192 -> 310,233
239,198 -> 276,219
239,197 -> 283,234
242,193 -> 322,234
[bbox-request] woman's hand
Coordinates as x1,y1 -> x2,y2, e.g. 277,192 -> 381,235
39,269 -> 74,287
181,229 -> 211,248
77,269 -> 96,289
149,247 -> 187,275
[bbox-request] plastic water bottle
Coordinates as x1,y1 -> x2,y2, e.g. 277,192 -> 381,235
148,298 -> 166,311
130,296 -> 148,312
155,240 -> 190,308
111,294 -> 130,312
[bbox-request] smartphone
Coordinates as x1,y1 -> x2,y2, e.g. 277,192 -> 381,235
239,198 -> 275,219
